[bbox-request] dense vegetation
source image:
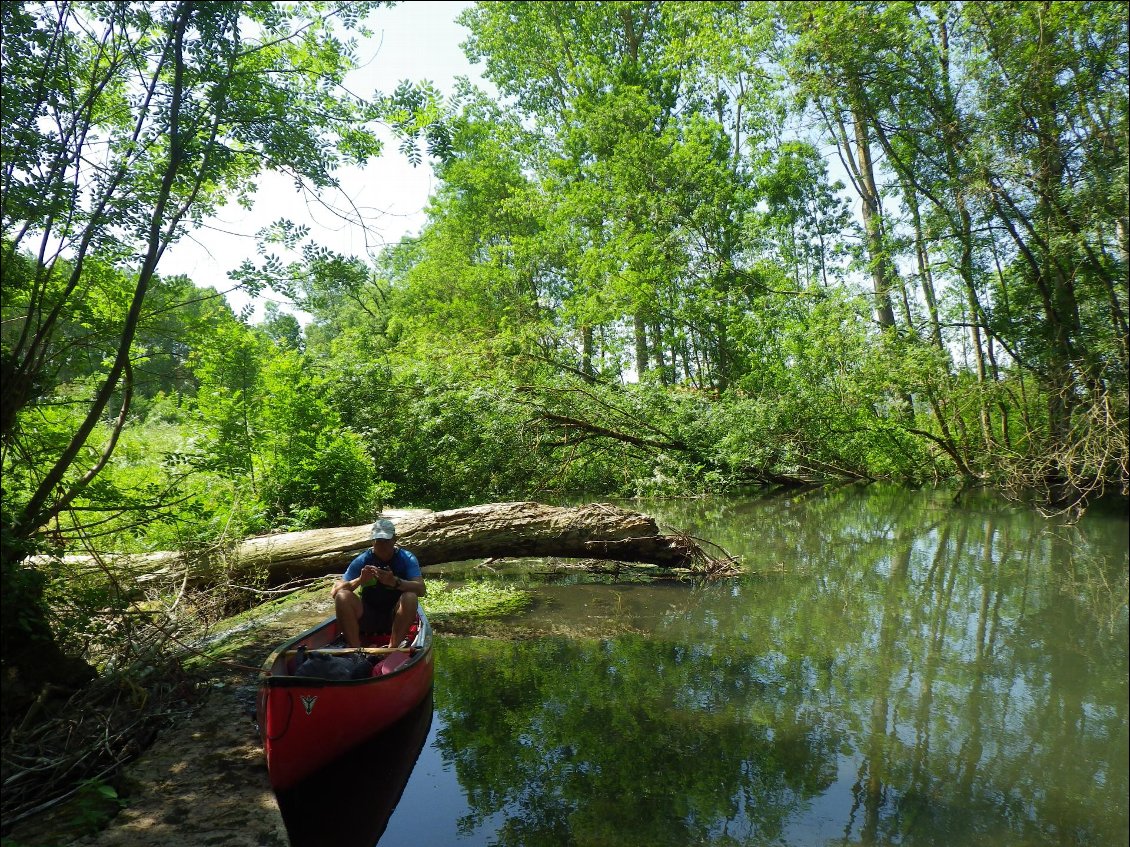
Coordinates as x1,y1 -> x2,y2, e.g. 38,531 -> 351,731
0,0 -> 1126,783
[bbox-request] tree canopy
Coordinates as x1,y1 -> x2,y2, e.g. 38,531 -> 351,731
1,0 -> 1126,738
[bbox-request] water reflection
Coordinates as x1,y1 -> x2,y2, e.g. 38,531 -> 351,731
276,691 -> 433,847
279,488 -> 1129,846
434,490 -> 1126,846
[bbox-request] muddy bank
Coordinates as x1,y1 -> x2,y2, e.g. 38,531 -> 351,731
7,589 -> 335,847
67,683 -> 287,847
5,676 -> 284,847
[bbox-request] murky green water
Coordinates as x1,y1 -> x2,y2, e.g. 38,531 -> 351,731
287,487 -> 1130,846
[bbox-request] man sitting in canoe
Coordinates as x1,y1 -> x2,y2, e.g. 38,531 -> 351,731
332,518 -> 426,649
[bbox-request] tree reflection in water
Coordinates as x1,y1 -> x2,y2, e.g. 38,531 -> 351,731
424,489 -> 1127,846
276,691 -> 433,847
274,489 -> 1128,846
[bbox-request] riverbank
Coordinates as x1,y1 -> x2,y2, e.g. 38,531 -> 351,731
66,683 -> 286,847
2,575 -> 536,847
3,588 -> 324,847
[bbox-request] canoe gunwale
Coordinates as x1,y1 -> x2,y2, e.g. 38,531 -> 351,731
259,609 -> 433,688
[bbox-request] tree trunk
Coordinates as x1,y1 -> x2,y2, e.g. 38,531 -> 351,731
633,312 -> 649,377
1,548 -> 97,733
901,177 -> 945,351
39,502 -> 715,588
580,325 -> 595,382
849,103 -> 899,331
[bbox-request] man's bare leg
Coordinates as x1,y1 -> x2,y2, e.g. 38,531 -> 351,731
334,589 -> 364,647
389,592 -> 419,647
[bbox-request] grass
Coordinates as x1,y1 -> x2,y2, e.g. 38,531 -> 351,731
422,578 -> 533,627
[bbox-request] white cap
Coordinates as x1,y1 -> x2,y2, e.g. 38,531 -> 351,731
369,518 -> 396,540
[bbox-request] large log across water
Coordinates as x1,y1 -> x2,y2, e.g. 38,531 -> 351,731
43,502 -> 719,586
245,501 -> 707,579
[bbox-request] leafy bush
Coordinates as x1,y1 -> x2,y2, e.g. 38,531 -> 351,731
262,430 -> 379,527
329,366 -> 553,508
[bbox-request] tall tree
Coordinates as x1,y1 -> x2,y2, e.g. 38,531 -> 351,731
776,1 -> 1128,495
961,0 -> 1128,498
461,1 -> 699,382
0,0 -> 389,705
780,2 -> 904,334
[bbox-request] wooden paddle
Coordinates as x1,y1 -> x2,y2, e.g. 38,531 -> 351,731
283,646 -> 414,658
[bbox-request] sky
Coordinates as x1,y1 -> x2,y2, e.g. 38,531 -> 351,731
160,1 -> 482,321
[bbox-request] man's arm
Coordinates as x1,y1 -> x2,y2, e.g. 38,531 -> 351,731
330,574 -> 363,598
397,574 -> 427,596
371,551 -> 426,596
372,567 -> 426,596
331,556 -> 376,597
400,550 -> 426,596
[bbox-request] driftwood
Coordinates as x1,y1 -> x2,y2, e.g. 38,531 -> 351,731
41,502 -> 718,587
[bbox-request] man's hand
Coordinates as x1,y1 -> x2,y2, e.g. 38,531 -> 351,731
374,567 -> 398,588
360,564 -> 381,585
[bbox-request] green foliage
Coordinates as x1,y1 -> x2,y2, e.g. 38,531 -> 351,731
73,778 -> 124,830
0,546 -> 49,650
262,431 -> 378,529
0,0 -> 399,617
0,777 -> 126,846
326,364 -> 552,508
190,317 -> 267,479
1,0 -> 1126,599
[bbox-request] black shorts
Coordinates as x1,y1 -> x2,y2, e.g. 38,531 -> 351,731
358,588 -> 401,634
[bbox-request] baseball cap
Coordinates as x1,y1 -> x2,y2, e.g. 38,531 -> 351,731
369,518 -> 396,541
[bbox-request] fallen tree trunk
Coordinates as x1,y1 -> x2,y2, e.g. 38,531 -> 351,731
41,502 -> 722,587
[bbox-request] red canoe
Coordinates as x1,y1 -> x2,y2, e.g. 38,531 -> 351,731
257,609 -> 434,791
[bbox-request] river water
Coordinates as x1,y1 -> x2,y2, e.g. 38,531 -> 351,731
280,486 -> 1129,847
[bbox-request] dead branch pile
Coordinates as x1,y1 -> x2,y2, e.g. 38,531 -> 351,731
0,656 -> 203,831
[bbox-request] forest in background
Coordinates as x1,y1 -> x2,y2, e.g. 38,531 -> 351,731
1,0 -> 1127,743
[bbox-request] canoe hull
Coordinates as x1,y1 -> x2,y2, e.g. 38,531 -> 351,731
276,690 -> 434,846
257,611 -> 434,791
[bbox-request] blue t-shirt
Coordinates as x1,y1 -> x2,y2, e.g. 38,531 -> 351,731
343,547 -> 421,600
